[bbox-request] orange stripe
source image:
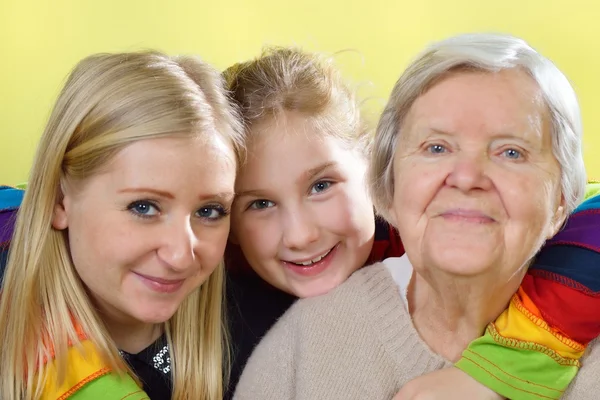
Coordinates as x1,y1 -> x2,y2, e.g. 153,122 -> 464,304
517,286 -> 542,318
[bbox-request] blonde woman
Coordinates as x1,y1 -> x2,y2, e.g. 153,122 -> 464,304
0,51 -> 243,399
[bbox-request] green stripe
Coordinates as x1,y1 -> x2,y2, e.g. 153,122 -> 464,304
456,329 -> 578,400
585,182 -> 600,200
68,372 -> 149,400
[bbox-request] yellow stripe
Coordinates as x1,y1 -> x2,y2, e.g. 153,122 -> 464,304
495,297 -> 585,359
38,340 -> 111,399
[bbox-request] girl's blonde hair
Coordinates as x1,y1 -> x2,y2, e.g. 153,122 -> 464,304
0,51 -> 244,399
224,47 -> 371,154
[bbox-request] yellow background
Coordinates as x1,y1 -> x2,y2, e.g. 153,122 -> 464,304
1,0 -> 598,184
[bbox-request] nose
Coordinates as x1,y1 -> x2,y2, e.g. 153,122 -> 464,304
281,206 -> 319,250
157,218 -> 198,271
445,151 -> 493,193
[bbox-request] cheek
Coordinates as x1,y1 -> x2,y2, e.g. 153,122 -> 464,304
69,215 -> 133,274
500,168 -> 559,219
318,192 -> 373,240
394,161 -> 443,216
199,225 -> 231,264
235,215 -> 278,260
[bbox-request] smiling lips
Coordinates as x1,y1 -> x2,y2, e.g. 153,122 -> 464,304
283,245 -> 339,277
134,272 -> 185,293
439,208 -> 495,223
288,247 -> 335,266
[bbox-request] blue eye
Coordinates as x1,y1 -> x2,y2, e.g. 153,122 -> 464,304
197,206 -> 228,220
249,199 -> 275,210
128,201 -> 159,218
310,181 -> 332,194
502,148 -> 522,160
427,144 -> 447,154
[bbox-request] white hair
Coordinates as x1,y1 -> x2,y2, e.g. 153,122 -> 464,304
370,33 -> 586,221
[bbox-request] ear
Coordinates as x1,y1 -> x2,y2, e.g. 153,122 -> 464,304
548,195 -> 568,239
52,186 -> 70,230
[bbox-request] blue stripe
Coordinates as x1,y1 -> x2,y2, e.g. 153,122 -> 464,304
575,193 -> 600,213
532,245 -> 600,292
0,187 -> 25,211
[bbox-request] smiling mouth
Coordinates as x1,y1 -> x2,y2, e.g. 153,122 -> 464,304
440,213 -> 495,224
287,247 -> 335,267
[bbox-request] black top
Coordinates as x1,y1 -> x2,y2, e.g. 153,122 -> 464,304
121,334 -> 172,399
225,270 -> 297,399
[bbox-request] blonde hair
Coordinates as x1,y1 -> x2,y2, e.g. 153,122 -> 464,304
0,51 -> 243,399
224,47 -> 371,154
370,33 -> 585,222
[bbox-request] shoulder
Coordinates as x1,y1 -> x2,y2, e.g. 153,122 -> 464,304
281,263 -> 401,329
563,338 -> 600,398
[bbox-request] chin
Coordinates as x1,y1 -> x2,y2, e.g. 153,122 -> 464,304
292,276 -> 347,299
431,253 -> 497,277
294,286 -> 332,298
133,305 -> 179,324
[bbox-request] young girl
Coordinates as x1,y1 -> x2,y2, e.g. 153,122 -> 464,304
0,51 -> 243,399
223,48 -> 403,396
224,46 -> 599,399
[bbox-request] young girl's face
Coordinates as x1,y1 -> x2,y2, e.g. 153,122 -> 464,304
231,111 -> 375,298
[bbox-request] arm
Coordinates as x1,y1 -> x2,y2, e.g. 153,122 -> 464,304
455,193 -> 600,399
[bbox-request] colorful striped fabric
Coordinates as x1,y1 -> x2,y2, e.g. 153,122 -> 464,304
0,185 -> 23,246
0,186 -> 23,283
456,193 -> 600,399
36,320 -> 150,399
0,187 -> 148,399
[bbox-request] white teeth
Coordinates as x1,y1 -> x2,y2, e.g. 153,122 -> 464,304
294,248 -> 332,266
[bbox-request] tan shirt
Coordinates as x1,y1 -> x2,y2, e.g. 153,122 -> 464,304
234,263 -> 600,399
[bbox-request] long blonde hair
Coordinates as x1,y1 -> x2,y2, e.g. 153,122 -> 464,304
0,51 -> 243,399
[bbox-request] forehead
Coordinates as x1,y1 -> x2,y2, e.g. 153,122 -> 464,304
404,69 -> 548,142
98,135 -> 236,189
236,113 -> 360,187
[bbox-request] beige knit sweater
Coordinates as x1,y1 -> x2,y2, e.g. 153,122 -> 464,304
234,263 -> 600,400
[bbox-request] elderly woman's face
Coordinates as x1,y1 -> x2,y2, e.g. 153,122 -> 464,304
390,69 -> 565,279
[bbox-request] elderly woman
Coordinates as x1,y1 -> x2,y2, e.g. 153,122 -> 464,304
233,33 -> 600,399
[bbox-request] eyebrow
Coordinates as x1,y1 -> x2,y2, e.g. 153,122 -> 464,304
297,162 -> 337,185
119,188 -> 235,203
119,188 -> 175,199
422,128 -> 540,148
235,189 -> 266,199
236,162 -> 338,199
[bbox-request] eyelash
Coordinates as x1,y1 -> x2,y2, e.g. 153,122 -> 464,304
196,205 -> 230,221
500,147 -> 524,161
426,143 -> 448,155
247,199 -> 275,211
425,143 -> 526,161
310,180 -> 334,195
245,180 -> 335,211
127,200 -> 160,219
127,200 -> 230,221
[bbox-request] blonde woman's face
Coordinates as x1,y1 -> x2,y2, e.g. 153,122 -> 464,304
52,136 -> 236,326
231,112 -> 375,298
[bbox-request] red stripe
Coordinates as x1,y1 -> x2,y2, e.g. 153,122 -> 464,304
521,274 -> 600,343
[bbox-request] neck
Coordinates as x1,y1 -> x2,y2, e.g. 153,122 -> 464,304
408,267 -> 525,361
98,310 -> 162,354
